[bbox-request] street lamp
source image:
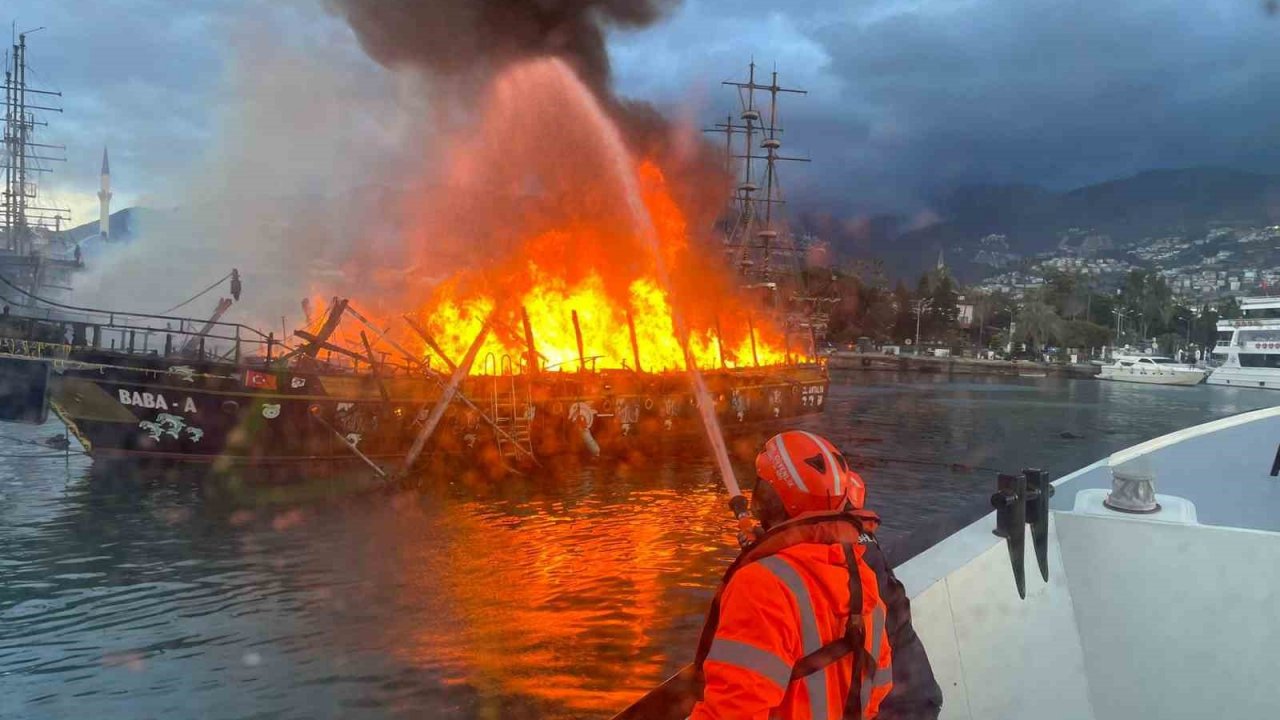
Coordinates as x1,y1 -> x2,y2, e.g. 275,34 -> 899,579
1114,308 -> 1128,347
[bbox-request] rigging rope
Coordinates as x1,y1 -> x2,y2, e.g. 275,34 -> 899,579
159,271 -> 233,315
0,276 -> 265,340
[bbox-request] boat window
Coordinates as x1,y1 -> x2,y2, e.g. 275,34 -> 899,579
1138,358 -> 1155,364
1239,330 -> 1280,343
1151,358 -> 1178,364
1216,331 -> 1234,343
1239,353 -> 1280,368
1119,361 -> 1133,367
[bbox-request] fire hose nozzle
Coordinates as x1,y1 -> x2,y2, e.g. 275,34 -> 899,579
728,495 -> 759,547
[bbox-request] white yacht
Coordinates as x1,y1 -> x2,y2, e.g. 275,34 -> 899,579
615,407 -> 1280,720
1207,296 -> 1280,389
1098,354 -> 1206,385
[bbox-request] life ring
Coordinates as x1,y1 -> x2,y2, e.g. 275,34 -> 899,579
644,397 -> 654,410
568,402 -> 596,430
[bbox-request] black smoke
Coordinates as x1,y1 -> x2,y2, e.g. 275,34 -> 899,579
327,0 -> 679,93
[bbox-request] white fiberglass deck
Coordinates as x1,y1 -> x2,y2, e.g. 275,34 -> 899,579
896,406 -> 1280,720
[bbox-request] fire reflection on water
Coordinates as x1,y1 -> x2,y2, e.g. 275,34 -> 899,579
6,378 -> 1266,718
379,464 -> 738,715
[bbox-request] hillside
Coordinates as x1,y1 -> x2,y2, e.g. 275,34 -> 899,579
850,167 -> 1280,282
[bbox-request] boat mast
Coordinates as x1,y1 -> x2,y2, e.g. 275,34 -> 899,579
704,62 -> 845,349
705,62 -> 808,286
2,28 -> 70,301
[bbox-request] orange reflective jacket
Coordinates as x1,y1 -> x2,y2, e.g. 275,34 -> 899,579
689,511 -> 896,720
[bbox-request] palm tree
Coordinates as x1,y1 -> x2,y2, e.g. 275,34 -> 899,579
1139,275 -> 1173,338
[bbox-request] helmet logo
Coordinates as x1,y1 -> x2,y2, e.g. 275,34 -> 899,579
803,454 -> 827,474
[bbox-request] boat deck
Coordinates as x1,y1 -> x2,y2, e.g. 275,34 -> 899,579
896,407 -> 1280,719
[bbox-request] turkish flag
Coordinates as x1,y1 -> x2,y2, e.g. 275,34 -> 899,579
243,370 -> 278,390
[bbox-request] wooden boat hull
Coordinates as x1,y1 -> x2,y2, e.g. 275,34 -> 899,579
35,350 -> 828,467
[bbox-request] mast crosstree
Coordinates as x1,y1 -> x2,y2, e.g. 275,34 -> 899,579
2,27 -> 76,304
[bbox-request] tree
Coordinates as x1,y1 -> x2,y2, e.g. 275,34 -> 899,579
890,280 -> 914,343
1016,301 -> 1062,351
859,285 -> 897,340
915,270 -> 958,341
1043,270 -> 1088,319
1118,270 -> 1175,339
1156,332 -> 1185,357
971,291 -> 1015,348
1059,320 -> 1111,352
1141,276 -> 1174,337
1191,303 -> 1222,348
1089,291 -> 1116,329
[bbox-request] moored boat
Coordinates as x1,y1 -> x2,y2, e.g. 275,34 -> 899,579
1097,354 -> 1205,385
1207,296 -> 1280,390
0,299 -> 828,469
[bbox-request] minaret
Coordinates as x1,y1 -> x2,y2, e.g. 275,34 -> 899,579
97,147 -> 112,239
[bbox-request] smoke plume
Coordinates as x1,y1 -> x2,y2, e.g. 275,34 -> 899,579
73,7 -> 428,329
327,0 -> 680,95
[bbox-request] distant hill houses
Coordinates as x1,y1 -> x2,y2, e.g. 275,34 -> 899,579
817,167 -> 1280,282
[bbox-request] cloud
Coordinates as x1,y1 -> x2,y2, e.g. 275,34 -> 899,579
7,0 -> 239,216
608,0 -> 1280,212
54,1 -> 430,326
13,0 -> 1280,230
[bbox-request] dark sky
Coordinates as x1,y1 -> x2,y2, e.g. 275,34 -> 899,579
10,0 -> 1280,221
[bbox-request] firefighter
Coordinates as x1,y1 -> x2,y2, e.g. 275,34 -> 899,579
689,431 -> 943,719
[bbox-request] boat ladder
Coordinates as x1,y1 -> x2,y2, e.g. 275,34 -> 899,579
491,355 -> 534,461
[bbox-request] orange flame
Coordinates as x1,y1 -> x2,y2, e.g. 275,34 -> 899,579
410,160 -> 788,374
292,58 -> 796,375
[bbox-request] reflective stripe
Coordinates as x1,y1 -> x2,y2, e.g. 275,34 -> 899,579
861,608 -> 893,710
869,606 -> 884,665
771,436 -> 809,492
759,556 -> 828,719
706,638 -> 793,690
861,664 -> 894,709
800,430 -> 841,494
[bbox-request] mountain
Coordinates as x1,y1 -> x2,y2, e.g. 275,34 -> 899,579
63,207 -> 162,262
845,167 -> 1280,282
64,207 -> 145,244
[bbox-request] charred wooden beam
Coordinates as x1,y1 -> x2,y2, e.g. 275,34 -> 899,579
360,330 -> 391,403
571,310 -> 586,372
346,304 -> 427,373
626,309 -> 643,373
301,298 -> 348,358
309,407 -> 387,478
401,315 -> 458,372
521,306 -> 538,375
715,316 -> 727,369
179,297 -> 234,356
399,321 -> 492,474
294,330 -> 365,364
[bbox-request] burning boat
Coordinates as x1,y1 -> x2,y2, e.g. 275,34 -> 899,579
0,55 -> 831,471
